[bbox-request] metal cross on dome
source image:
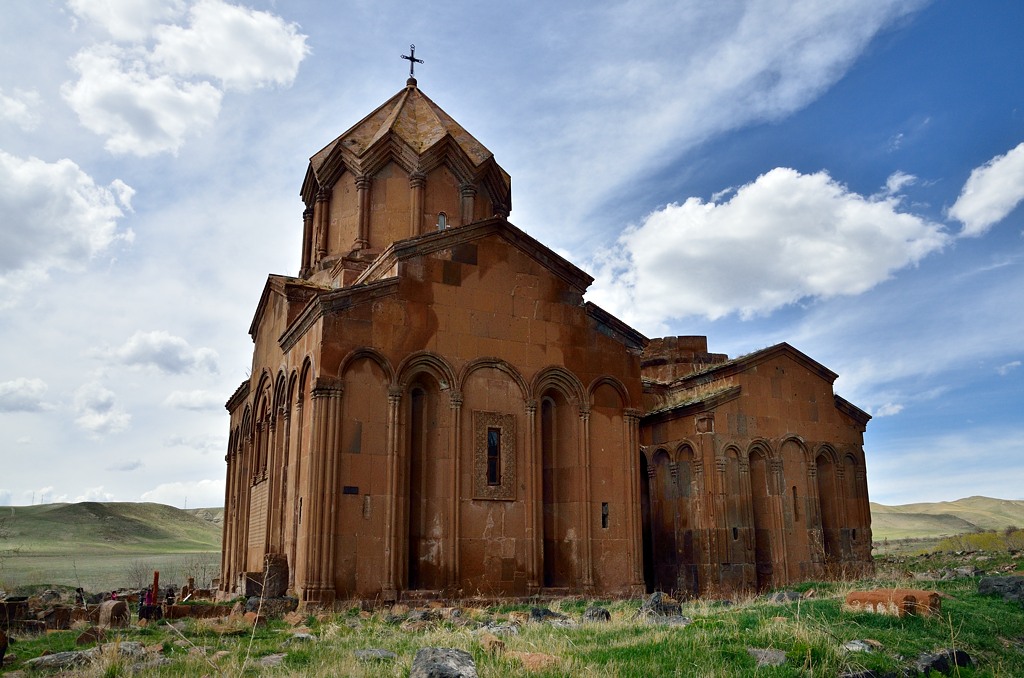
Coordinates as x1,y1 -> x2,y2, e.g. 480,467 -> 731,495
401,44 -> 424,78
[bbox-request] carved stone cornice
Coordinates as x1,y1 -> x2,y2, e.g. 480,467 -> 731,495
448,391 -> 463,409
311,376 -> 344,399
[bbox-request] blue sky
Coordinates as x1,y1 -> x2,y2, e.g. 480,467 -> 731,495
1,0 -> 1021,508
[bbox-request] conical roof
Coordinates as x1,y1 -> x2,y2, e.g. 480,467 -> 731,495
310,79 -> 496,177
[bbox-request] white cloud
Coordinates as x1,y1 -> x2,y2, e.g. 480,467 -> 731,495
949,142 -> 1024,237
0,88 -> 41,130
152,0 -> 309,91
100,330 -> 219,374
68,0 -> 186,41
0,151 -> 134,304
62,43 -> 223,156
589,168 -> 950,327
166,434 -> 227,455
0,378 -> 49,412
997,360 -> 1021,376
62,1 -> 307,156
872,402 -> 904,417
75,486 -> 116,502
883,171 -> 916,197
164,389 -> 224,410
73,381 -> 131,437
141,478 -> 225,508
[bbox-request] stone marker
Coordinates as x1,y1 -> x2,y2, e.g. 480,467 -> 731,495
97,600 -> 129,629
354,648 -> 397,662
583,606 -> 611,622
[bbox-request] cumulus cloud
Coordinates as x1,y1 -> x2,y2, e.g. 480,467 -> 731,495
949,142 -> 1024,237
68,0 -> 186,41
73,381 -> 131,436
100,330 -> 219,373
163,389 -> 224,410
75,486 -> 116,502
152,0 -> 309,91
63,0 -> 307,156
0,378 -> 49,412
0,151 -> 134,304
62,43 -> 223,156
0,87 -> 41,130
589,168 -> 950,327
141,478 -> 225,508
166,434 -> 225,455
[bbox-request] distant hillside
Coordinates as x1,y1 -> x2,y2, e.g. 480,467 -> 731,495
871,496 -> 1024,540
186,506 -> 224,527
1,502 -> 221,554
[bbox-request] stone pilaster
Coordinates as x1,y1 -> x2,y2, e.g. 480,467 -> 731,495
410,172 -> 425,237
355,176 -> 371,250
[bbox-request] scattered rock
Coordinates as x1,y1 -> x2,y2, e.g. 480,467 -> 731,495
407,609 -> 441,622
767,591 -> 802,603
481,621 -> 519,636
478,632 -> 505,655
258,653 -> 286,667
283,611 -> 306,626
747,647 -> 787,667
409,647 -> 478,678
508,651 -> 560,672
978,575 -> 1024,604
583,606 -> 611,622
530,607 -> 567,622
842,639 -> 873,652
286,633 -> 315,644
639,591 -> 681,617
263,553 -> 289,598
508,611 -> 530,625
75,627 -> 106,646
242,611 -> 266,626
354,648 -> 397,662
643,614 -> 692,627
915,648 -> 972,675
24,650 -> 91,671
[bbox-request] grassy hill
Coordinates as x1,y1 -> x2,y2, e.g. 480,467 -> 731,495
0,502 -> 222,591
871,496 -> 1024,540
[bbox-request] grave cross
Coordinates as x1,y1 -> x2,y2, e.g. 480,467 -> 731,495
401,44 -> 424,78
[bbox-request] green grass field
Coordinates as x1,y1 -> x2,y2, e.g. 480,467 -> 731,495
0,502 -> 220,592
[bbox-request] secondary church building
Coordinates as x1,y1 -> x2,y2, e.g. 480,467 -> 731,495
221,76 -> 873,605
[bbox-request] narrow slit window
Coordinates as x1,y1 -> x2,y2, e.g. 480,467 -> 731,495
792,486 -> 800,520
437,212 -> 447,231
601,502 -> 609,529
486,427 -> 501,486
732,526 -> 739,541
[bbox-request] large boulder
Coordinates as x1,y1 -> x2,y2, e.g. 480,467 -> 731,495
409,647 -> 478,678
978,575 -> 1024,604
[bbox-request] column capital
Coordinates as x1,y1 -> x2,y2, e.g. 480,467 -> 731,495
524,398 -> 537,415
311,376 -> 344,399
448,390 -> 463,409
355,175 -> 372,190
409,172 -> 426,188
459,183 -> 477,198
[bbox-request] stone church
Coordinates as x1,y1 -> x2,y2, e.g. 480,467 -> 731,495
220,75 -> 873,605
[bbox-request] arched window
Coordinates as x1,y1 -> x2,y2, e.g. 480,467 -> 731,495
437,212 -> 447,230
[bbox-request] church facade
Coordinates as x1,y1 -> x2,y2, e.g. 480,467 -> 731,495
220,78 -> 873,605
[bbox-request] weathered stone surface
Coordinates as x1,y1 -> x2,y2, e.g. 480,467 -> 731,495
747,647 -> 787,667
258,653 -> 286,667
24,650 -> 92,671
244,596 -> 298,617
263,553 -> 289,598
481,621 -> 519,636
978,575 -> 1024,603
508,651 -> 560,672
354,648 -> 397,662
639,592 -> 682,617
478,632 -> 505,655
97,600 -> 129,629
915,648 -> 972,674
844,589 -> 941,617
409,647 -> 478,678
75,627 -> 106,646
767,591 -> 802,603
529,607 -> 567,622
583,606 -> 611,622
